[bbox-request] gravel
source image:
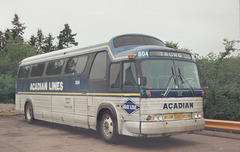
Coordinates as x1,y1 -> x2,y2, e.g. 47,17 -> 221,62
0,104 -> 20,116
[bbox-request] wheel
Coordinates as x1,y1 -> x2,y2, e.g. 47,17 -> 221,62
99,111 -> 118,143
25,102 -> 34,123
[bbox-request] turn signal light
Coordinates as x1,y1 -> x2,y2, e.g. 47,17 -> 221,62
147,92 -> 152,97
128,54 -> 136,59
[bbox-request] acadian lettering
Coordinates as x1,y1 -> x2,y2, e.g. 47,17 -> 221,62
163,102 -> 193,109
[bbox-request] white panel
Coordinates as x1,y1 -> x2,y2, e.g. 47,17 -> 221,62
52,96 -> 74,125
74,115 -> 88,129
74,96 -> 88,128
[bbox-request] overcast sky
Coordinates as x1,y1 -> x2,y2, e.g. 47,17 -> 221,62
0,0 -> 239,56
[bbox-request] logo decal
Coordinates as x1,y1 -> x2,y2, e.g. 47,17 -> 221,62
121,99 -> 140,115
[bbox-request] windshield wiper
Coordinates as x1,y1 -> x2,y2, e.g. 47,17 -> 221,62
178,68 -> 195,97
162,67 -> 176,97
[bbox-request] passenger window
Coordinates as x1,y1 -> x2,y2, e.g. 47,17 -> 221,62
123,62 -> 138,89
46,59 -> 64,76
89,52 -> 107,79
18,65 -> 31,79
109,63 -> 121,88
31,63 -> 45,77
65,55 -> 88,74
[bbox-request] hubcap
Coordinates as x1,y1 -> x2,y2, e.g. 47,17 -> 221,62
102,115 -> 113,138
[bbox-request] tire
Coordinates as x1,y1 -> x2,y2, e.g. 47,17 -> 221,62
99,111 -> 118,143
25,102 -> 34,124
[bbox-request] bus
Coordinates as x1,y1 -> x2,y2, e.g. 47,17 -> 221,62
15,34 -> 205,143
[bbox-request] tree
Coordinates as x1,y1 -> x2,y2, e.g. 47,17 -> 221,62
165,41 -> 179,49
0,31 -> 4,51
42,33 -> 55,53
11,14 -> 26,39
28,35 -> 37,47
0,35 -> 36,103
197,38 -> 240,120
36,29 -> 44,53
57,24 -> 78,49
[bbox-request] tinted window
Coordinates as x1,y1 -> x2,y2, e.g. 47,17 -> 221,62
18,65 -> 31,79
46,59 -> 64,76
31,63 -> 45,77
109,63 -> 121,88
113,35 -> 165,48
123,62 -> 138,89
89,52 -> 107,79
65,55 -> 88,74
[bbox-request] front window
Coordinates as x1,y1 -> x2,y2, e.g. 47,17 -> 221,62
141,60 -> 201,89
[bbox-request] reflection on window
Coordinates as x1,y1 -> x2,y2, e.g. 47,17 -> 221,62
110,63 -> 121,88
141,60 -> 175,89
89,52 -> 107,79
65,55 -> 88,74
18,65 -> 30,79
123,62 -> 138,89
141,60 -> 201,89
113,35 -> 165,48
175,61 -> 201,89
31,63 -> 45,77
46,59 -> 64,76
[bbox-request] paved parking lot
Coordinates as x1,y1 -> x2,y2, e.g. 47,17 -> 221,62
0,115 -> 239,152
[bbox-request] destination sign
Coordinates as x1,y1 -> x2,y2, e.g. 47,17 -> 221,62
149,50 -> 192,59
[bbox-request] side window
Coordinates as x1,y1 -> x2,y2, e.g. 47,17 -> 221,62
109,63 -> 121,88
46,59 -> 64,76
65,55 -> 88,74
30,63 -> 45,77
123,62 -> 138,89
89,52 -> 107,79
18,65 -> 31,79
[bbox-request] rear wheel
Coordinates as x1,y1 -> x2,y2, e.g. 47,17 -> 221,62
99,111 -> 118,143
25,102 -> 34,123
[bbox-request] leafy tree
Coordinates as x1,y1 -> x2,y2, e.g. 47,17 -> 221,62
197,38 -> 240,120
0,34 -> 36,103
35,29 -> 44,53
11,14 -> 26,39
42,33 -> 55,53
165,41 -> 179,49
57,24 -> 78,49
28,35 -> 37,47
0,31 -> 4,51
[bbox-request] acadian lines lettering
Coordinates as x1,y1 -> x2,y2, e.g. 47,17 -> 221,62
163,102 -> 193,109
30,81 -> 63,91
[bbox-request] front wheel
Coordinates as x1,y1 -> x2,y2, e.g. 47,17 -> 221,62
99,111 -> 118,143
25,102 -> 34,124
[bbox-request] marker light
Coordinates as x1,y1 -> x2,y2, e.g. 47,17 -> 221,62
146,115 -> 151,121
147,92 -> 152,97
201,91 -> 205,96
128,54 -> 136,59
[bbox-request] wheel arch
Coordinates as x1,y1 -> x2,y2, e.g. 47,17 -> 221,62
96,103 -> 119,133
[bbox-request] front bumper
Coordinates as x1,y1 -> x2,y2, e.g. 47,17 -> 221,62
122,119 -> 205,137
141,119 -> 205,135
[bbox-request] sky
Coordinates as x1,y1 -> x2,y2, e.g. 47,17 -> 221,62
0,0 -> 239,56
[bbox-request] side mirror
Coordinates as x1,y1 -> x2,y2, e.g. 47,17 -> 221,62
138,76 -> 147,86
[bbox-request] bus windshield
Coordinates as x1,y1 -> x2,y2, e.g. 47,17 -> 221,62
141,60 -> 201,90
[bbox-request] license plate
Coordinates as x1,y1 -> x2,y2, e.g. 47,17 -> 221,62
174,114 -> 183,120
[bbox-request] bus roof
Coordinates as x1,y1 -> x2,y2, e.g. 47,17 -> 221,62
20,34 -> 194,66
